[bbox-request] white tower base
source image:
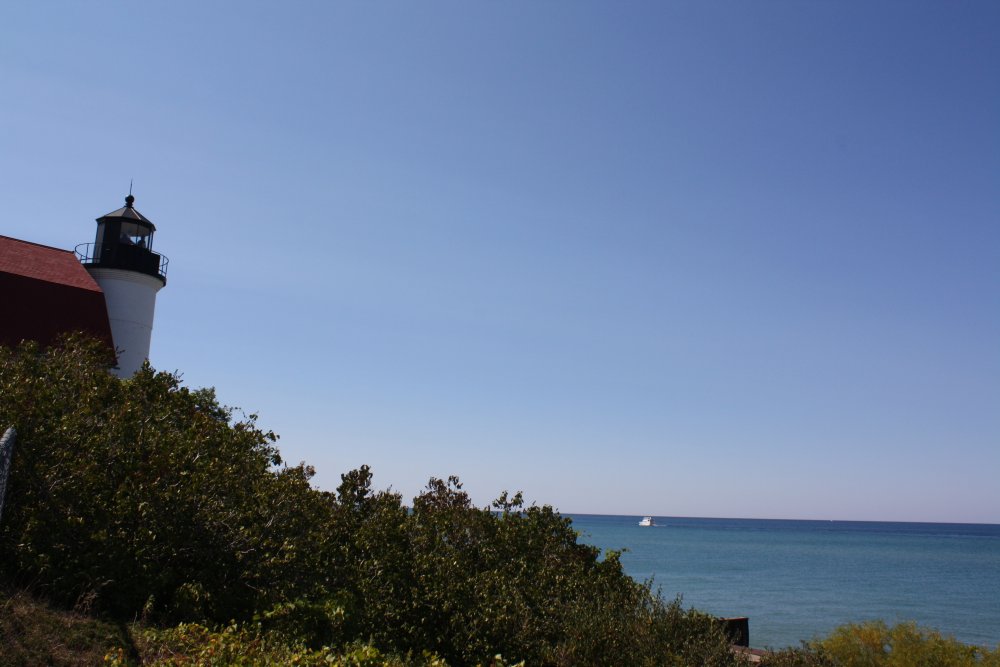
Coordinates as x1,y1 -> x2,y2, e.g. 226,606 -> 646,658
87,267 -> 164,377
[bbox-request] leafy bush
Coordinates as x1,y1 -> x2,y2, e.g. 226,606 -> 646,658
815,620 -> 1000,666
760,621 -> 1000,666
0,337 -> 335,621
105,623 -> 455,667
760,647 -> 836,667
0,338 -> 742,665
332,472 -> 740,666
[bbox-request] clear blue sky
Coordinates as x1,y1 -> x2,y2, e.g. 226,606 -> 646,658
2,2 -> 998,523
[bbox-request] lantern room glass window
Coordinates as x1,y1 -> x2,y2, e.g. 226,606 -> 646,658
117,221 -> 154,249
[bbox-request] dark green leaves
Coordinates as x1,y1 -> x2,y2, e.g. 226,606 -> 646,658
0,337 -> 740,665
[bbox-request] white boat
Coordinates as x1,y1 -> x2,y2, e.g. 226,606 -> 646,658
638,516 -> 655,527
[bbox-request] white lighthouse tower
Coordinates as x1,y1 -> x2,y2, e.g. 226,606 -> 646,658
77,194 -> 167,376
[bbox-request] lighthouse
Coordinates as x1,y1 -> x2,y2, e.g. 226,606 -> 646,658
76,194 -> 168,376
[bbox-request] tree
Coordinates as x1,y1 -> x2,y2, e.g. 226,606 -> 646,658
0,337 -> 741,665
0,337 -> 330,621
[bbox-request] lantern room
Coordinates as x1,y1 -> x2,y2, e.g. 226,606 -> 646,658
76,194 -> 168,284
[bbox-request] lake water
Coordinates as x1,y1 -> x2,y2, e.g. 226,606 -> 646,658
568,514 -> 1000,649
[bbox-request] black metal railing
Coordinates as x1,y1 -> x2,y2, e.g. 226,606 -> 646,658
75,242 -> 169,282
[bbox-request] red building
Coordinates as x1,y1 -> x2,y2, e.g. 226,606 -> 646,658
0,235 -> 114,351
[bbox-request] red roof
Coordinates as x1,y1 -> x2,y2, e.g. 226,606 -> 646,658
0,236 -> 104,291
0,235 -> 114,351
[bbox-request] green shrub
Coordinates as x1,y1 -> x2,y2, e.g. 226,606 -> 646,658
760,647 -> 836,667
255,598 -> 349,650
1,337 -> 741,665
760,621 -> 1000,666
0,337 -> 336,622
106,622 -> 454,667
337,474 -> 742,666
814,620 -> 1000,666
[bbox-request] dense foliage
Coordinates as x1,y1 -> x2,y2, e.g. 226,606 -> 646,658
0,338 -> 326,622
0,338 -> 738,666
761,621 -> 1000,666
104,623 -> 455,667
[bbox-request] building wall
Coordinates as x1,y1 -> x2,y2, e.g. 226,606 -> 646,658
0,272 -> 114,351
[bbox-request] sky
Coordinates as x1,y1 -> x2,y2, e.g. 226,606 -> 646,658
2,2 -> 998,523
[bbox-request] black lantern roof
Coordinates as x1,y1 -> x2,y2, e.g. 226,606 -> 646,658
96,194 -> 156,231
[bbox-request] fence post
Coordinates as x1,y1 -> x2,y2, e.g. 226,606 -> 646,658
0,427 -> 15,526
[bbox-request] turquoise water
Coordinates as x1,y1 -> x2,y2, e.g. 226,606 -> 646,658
568,514 -> 1000,649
